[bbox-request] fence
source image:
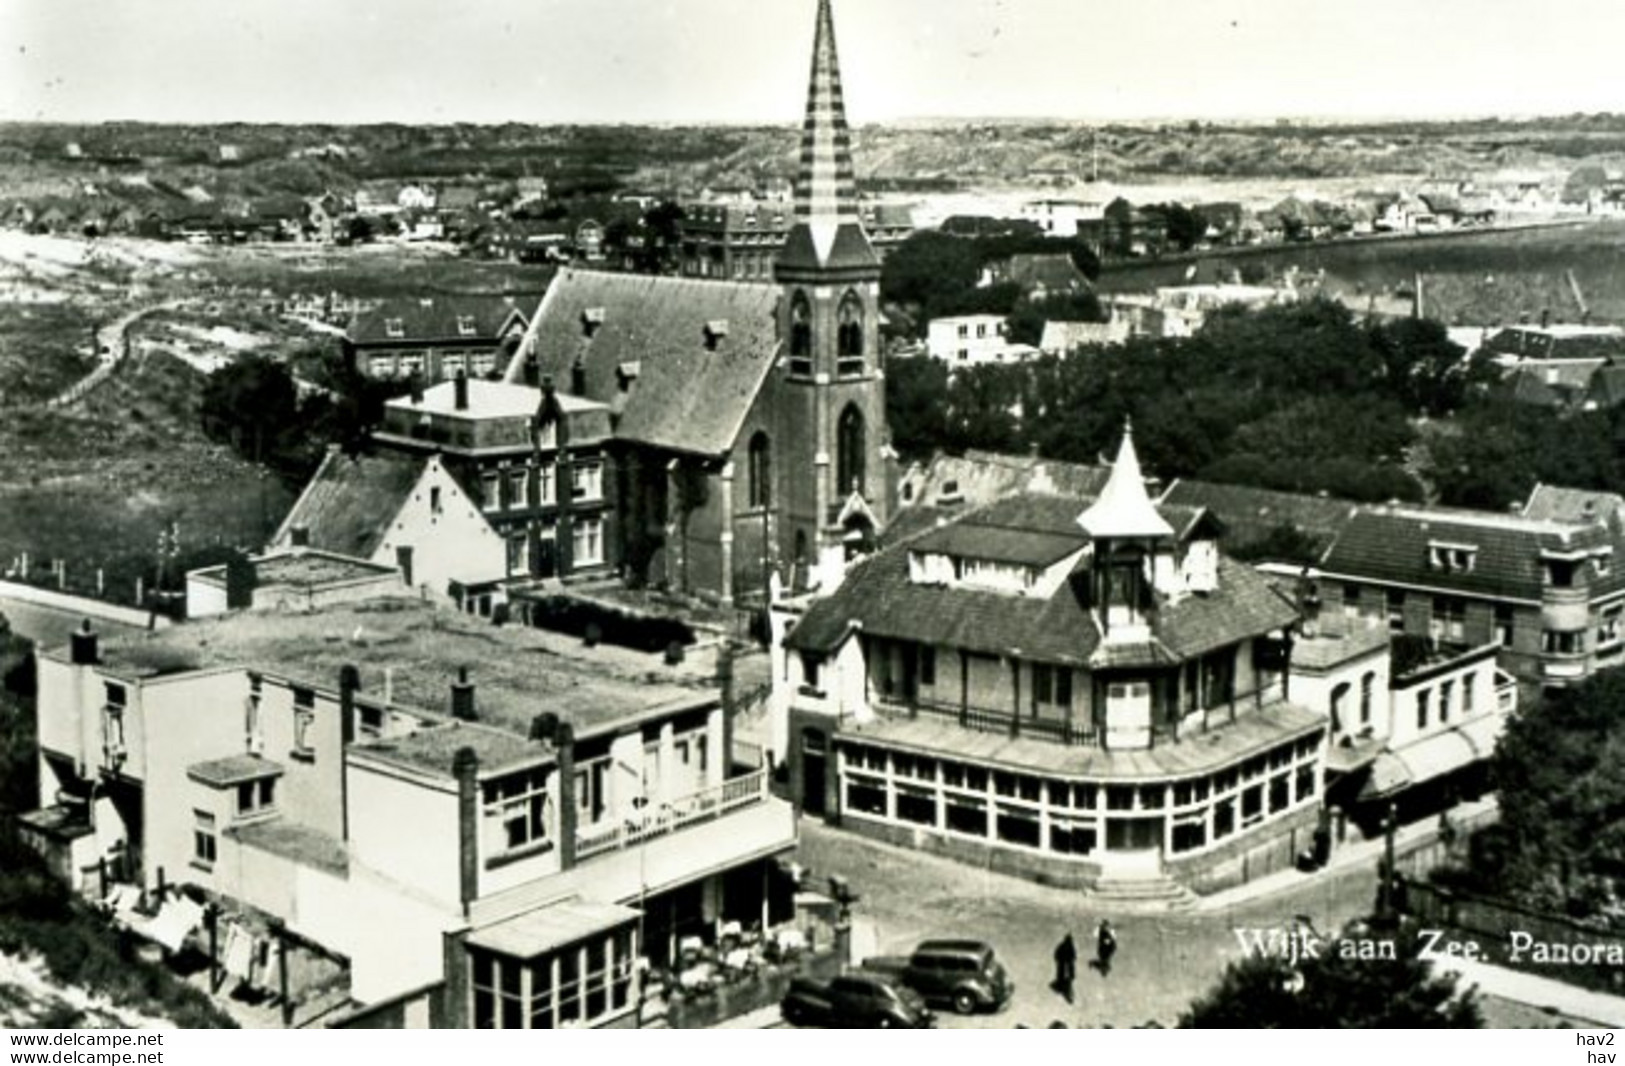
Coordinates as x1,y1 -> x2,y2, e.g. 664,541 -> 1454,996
1399,875 -> 1625,996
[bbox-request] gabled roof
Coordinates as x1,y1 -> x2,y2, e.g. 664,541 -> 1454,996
1159,479 -> 1360,556
349,295 -> 530,345
1318,505 -> 1623,602
514,269 -> 779,457
274,450 -> 424,560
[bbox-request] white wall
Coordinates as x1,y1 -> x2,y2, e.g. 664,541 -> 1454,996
346,760 -> 463,908
374,458 -> 507,602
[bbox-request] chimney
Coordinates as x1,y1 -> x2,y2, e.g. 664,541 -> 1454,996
70,619 -> 99,666
1541,307 -> 1552,329
718,641 -> 735,775
569,356 -> 586,397
453,746 -> 480,912
409,373 -> 423,405
289,524 -> 310,548
453,369 -> 469,411
338,664 -> 360,746
554,722 -> 577,870
450,665 -> 476,721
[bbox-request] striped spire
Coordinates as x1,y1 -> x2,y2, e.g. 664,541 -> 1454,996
794,0 -> 861,262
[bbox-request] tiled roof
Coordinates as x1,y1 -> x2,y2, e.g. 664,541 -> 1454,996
1319,506 -> 1624,602
1159,479 -> 1360,556
789,493 -> 1294,666
349,295 -> 530,345
894,451 -> 1111,532
275,450 -> 423,560
910,522 -> 1085,569
514,269 -> 779,456
999,254 -> 1093,293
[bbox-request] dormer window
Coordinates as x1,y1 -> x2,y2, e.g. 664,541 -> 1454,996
1427,541 -> 1477,573
938,480 -> 962,505
703,319 -> 729,350
1595,548 -> 1613,576
385,317 -> 405,339
456,314 -> 477,337
581,307 -> 606,338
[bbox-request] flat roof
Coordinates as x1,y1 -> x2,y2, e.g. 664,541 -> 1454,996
387,379 -> 607,420
187,754 -> 284,788
192,551 -> 397,590
65,598 -> 713,749
466,896 -> 640,959
838,701 -> 1324,783
1291,626 -> 1389,671
228,820 -> 349,878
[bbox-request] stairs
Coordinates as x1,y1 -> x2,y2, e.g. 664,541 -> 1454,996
1089,873 -> 1199,912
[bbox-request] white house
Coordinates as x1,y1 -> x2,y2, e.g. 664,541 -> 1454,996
925,314 -> 1038,367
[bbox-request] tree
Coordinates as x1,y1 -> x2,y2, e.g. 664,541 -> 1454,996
880,231 -> 983,327
1367,318 -> 1483,416
1489,671 -> 1625,916
885,355 -> 950,462
1180,922 -> 1482,1028
200,355 -> 300,461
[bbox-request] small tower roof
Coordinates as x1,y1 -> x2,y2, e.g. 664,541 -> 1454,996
1077,421 -> 1174,539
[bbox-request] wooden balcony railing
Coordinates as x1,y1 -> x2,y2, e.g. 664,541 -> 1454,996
574,768 -> 771,862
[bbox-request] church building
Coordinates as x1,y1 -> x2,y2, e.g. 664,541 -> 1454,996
507,0 -> 891,604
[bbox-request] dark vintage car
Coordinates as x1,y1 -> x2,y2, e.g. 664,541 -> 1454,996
779,971 -> 936,1028
861,939 -> 1015,1015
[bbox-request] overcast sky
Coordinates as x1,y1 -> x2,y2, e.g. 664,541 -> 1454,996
3,0 -> 1622,125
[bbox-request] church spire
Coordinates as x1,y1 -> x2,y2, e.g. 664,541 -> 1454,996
779,0 -> 877,275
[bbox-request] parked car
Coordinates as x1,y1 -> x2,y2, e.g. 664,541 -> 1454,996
779,971 -> 935,1028
861,939 -> 1014,1015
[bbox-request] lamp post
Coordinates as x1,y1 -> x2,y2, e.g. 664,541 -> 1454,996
617,759 -> 651,1023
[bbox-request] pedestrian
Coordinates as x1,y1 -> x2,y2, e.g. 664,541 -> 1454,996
1096,919 -> 1117,977
1052,932 -> 1077,1001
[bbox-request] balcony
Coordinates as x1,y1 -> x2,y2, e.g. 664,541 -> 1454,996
574,769 -> 772,862
876,696 -> 1098,747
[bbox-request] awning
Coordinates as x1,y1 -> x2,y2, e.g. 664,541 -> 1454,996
467,896 -> 640,959
1358,715 -> 1504,801
1325,736 -> 1383,774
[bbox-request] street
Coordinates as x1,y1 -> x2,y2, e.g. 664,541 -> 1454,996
797,818 -> 1381,1029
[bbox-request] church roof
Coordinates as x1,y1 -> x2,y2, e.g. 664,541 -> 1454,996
514,269 -> 779,457
1077,423 -> 1174,539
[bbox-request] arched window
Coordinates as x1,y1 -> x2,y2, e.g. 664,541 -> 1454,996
1330,682 -> 1351,733
836,291 -> 864,374
789,291 -> 812,376
836,404 -> 866,497
748,432 -> 771,509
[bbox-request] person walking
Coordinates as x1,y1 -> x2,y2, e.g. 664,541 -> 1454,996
1052,932 -> 1077,1002
1095,919 -> 1117,978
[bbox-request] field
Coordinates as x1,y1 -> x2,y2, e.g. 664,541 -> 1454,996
1099,220 -> 1625,325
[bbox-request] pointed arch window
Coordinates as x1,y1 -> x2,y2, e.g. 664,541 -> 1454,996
789,291 -> 813,377
748,432 -> 771,509
837,404 -> 866,497
836,291 -> 865,376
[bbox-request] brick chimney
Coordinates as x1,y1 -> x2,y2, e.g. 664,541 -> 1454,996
450,665 -> 476,721
70,619 -> 98,665
453,368 -> 469,411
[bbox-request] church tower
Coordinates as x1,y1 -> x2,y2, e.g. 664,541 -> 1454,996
774,0 -> 890,584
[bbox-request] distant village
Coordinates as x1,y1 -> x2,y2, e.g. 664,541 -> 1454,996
5,0 -> 1625,1036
